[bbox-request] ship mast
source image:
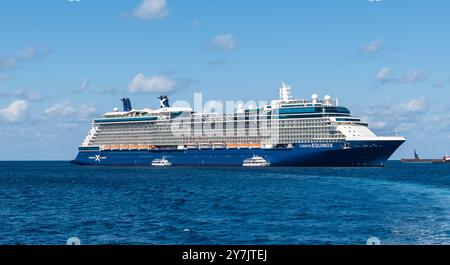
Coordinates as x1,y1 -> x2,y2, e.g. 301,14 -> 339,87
279,82 -> 293,102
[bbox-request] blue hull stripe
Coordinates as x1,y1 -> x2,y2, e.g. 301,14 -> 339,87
72,140 -> 404,167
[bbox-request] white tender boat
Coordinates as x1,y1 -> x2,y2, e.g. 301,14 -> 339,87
151,157 -> 172,166
444,155 -> 450,162
242,155 -> 270,167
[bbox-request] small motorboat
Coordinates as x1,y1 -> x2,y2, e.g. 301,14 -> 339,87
151,157 -> 172,166
242,155 -> 270,167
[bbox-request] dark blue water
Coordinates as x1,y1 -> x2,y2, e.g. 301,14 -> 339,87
1,161 -> 450,245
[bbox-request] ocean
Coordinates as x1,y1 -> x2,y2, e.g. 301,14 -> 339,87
0,161 -> 449,245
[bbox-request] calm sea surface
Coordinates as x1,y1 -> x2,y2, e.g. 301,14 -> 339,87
0,161 -> 450,245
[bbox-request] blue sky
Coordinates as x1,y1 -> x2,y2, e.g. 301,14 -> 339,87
0,0 -> 449,160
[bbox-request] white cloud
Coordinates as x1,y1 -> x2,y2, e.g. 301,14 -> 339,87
433,79 -> 447,88
375,67 -> 426,85
44,101 -> 76,117
72,78 -> 90,94
0,100 -> 29,122
0,46 -> 49,71
360,97 -> 430,136
0,87 -> 43,101
369,121 -> 386,130
400,70 -> 427,83
80,79 -> 90,91
395,122 -> 415,132
399,98 -> 427,113
128,73 -> 176,94
211,34 -> 238,51
376,67 -> 392,82
361,39 -> 382,53
132,0 -> 168,20
44,101 -> 96,120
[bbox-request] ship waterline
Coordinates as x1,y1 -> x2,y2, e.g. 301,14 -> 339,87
72,83 -> 405,167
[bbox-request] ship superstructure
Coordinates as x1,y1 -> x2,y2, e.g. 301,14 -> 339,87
72,83 -> 405,167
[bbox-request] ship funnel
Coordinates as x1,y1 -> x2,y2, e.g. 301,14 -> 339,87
158,95 -> 170,108
121,98 -> 132,112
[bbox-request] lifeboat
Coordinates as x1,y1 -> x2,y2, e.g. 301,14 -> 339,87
102,145 -> 111,150
187,144 -> 198,149
227,143 -> 238,149
212,143 -> 226,149
199,143 -> 212,149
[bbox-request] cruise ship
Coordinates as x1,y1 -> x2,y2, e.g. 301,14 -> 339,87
71,83 -> 405,167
